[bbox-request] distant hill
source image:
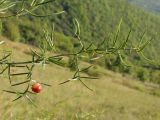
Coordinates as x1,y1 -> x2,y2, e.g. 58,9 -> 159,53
128,0 -> 160,14
2,0 -> 160,83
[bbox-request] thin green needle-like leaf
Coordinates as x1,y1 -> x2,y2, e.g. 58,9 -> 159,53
25,95 -> 37,107
59,80 -> 70,85
30,48 -> 41,58
86,43 -> 93,50
47,58 -> 64,66
10,72 -> 29,76
25,9 -> 65,17
27,91 -> 36,94
0,2 -> 16,12
73,18 -> 80,38
3,90 -> 17,94
12,95 -> 23,102
23,84 -> 30,94
8,64 -> 11,83
10,65 -> 26,68
137,39 -> 151,52
138,30 -> 146,48
31,0 -> 37,6
119,29 -> 132,49
0,0 -> 7,5
35,0 -> 55,6
0,66 -> 8,74
118,52 -> 131,67
79,80 -> 93,91
80,76 -> 99,79
138,52 -> 159,65
39,82 -> 51,86
11,80 -> 30,86
73,70 -> 79,78
80,65 -> 93,72
113,18 -> 123,46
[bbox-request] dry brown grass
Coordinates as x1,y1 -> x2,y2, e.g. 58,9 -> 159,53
0,40 -> 160,120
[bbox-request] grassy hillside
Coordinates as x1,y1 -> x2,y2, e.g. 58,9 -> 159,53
2,0 -> 160,83
3,0 -> 160,43
0,38 -> 160,119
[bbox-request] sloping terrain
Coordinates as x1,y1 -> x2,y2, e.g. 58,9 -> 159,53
2,0 -> 160,83
0,38 -> 160,119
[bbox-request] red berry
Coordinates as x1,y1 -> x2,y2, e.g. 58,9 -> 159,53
31,83 -> 42,93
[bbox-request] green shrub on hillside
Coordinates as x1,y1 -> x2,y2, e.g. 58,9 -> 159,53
3,21 -> 20,42
54,32 -> 74,52
135,67 -> 150,82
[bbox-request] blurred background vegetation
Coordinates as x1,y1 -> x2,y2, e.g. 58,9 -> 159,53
1,0 -> 160,83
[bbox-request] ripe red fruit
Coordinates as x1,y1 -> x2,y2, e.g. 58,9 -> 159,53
31,83 -> 42,93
